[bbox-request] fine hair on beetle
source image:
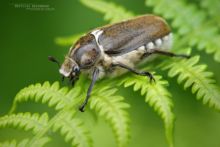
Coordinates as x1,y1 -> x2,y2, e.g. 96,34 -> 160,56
49,15 -> 190,112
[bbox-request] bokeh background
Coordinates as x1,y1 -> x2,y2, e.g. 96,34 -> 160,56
0,0 -> 220,147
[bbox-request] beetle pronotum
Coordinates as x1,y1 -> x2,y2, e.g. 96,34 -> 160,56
49,15 -> 190,112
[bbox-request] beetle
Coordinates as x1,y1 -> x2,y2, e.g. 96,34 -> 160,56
49,15 -> 190,112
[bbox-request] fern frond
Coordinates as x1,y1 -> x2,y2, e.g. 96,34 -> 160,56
26,109 -> 91,147
52,111 -> 92,147
90,86 -> 130,147
0,138 -> 50,147
80,0 -> 134,23
10,81 -> 82,113
11,81 -> 91,147
0,139 -> 21,147
146,0 -> 220,62
25,110 -> 91,147
0,139 -> 18,147
55,34 -> 83,46
200,0 -> 220,26
0,112 -> 48,134
121,74 -> 174,147
163,56 -> 220,111
27,137 -> 50,147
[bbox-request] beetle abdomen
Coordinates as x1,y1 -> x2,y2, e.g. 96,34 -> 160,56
112,33 -> 173,68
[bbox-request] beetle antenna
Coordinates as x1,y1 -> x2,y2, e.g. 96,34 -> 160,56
48,56 -> 60,67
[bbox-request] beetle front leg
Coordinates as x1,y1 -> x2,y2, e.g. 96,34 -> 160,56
68,76 -> 78,86
112,63 -> 155,83
79,68 -> 99,112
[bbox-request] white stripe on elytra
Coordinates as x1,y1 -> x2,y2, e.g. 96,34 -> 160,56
90,29 -> 104,53
91,29 -> 113,68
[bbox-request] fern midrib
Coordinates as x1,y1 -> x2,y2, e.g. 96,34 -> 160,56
94,94 -> 127,144
171,60 -> 220,104
192,72 -> 220,104
62,119 -> 90,147
148,84 -> 172,122
133,76 -> 172,119
124,75 -> 173,122
27,110 -> 64,145
126,75 -> 174,146
27,103 -> 77,146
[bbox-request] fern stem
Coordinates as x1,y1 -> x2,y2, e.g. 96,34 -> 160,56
8,102 -> 17,114
27,110 -> 66,146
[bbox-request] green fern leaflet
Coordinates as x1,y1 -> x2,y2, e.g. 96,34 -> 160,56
1,0 -> 220,147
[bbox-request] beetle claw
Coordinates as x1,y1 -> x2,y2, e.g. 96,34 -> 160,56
149,76 -> 156,83
142,71 -> 155,83
79,105 -> 85,112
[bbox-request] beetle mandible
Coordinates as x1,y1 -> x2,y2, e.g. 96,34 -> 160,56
49,15 -> 190,112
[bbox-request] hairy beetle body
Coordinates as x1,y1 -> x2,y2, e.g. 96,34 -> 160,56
65,15 -> 172,79
49,15 -> 189,112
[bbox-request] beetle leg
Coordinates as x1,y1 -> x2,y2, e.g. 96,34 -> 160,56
70,78 -> 75,86
68,76 -> 74,86
150,49 -> 191,58
112,63 -> 155,83
61,76 -> 65,82
73,77 -> 80,86
79,68 -> 99,112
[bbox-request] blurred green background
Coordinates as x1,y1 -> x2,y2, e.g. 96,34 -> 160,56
0,0 -> 220,147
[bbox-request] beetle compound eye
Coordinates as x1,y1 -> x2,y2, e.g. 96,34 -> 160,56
73,66 -> 80,73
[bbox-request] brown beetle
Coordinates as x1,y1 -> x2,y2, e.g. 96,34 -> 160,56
49,15 -> 190,112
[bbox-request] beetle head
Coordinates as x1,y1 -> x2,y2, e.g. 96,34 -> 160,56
48,34 -> 100,83
59,56 -> 80,78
